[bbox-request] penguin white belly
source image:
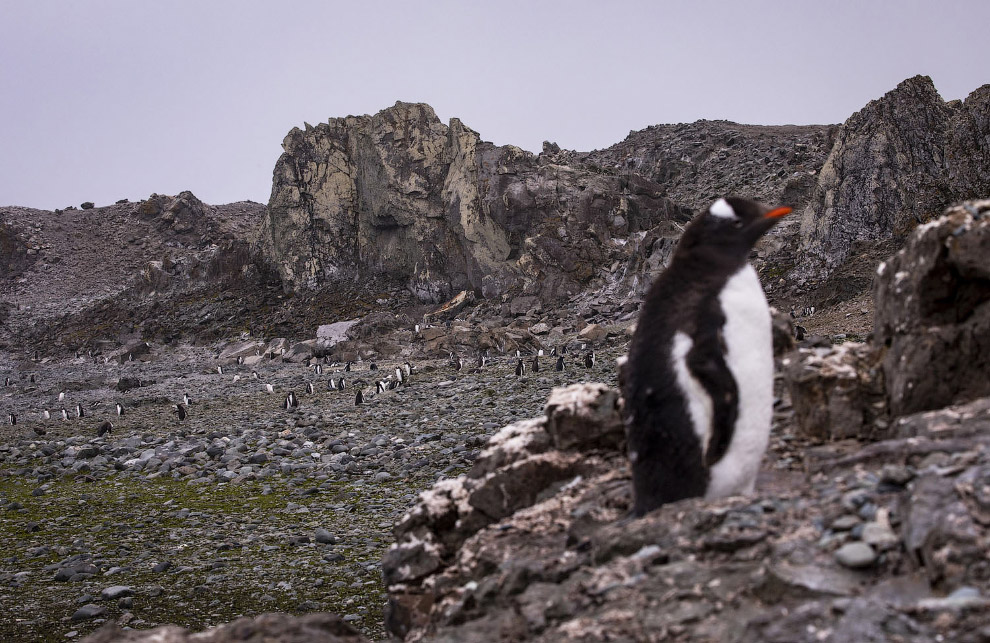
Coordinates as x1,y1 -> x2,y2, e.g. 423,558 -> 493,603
706,264 -> 773,499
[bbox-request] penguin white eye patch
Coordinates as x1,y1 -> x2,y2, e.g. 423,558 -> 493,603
709,198 -> 737,220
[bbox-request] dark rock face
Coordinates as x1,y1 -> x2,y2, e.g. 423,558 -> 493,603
797,76 -> 990,282
875,198 -> 990,417
259,102 -> 830,304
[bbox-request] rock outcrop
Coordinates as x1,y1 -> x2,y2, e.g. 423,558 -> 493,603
875,198 -> 990,417
81,612 -> 368,643
796,76 -> 990,283
259,102 -> 832,304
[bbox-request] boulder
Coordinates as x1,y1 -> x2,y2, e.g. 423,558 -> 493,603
782,342 -> 887,441
217,339 -> 265,363
875,199 -> 990,417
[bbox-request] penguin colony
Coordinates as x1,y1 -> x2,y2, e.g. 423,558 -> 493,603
5,326 -> 597,443
622,197 -> 790,516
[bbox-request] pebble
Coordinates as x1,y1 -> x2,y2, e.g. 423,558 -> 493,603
835,542 -> 876,569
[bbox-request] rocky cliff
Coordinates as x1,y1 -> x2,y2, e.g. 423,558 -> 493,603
259,104 -> 830,304
796,76 -> 990,284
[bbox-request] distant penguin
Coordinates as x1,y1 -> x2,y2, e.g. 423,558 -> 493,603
174,404 -> 187,421
794,324 -> 807,341
43,410 -> 51,420
394,367 -> 403,384
59,390 -> 65,402
252,371 -> 259,379
7,413 -> 14,426
305,382 -> 314,395
338,377 -> 346,390
551,347 -> 557,357
183,393 -> 191,406
115,403 -> 123,417
217,365 -> 224,375
515,349 -> 521,358
388,379 -> 398,391
370,363 -> 378,371
355,389 -> 364,405
75,403 -> 84,418
237,355 -> 244,365
4,377 -> 9,386
403,362 -> 412,378
414,324 -> 420,334
584,352 -> 595,369
266,383 -> 274,394
515,358 -> 525,377
315,364 -> 323,376
455,357 -> 464,371
233,374 -> 241,383
538,349 -> 544,357
532,356 -> 540,373
555,356 -> 565,371
622,197 -> 790,516
61,408 -> 68,421
328,378 -> 337,391
30,374 -> 35,383
98,420 -> 113,437
284,392 -> 298,410
477,354 -> 487,368
376,381 -> 386,394
345,362 -> 352,372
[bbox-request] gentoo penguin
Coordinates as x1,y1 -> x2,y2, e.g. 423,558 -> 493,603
43,410 -> 51,420
4,377 -> 9,386
30,374 -> 35,383
115,403 -> 123,416
794,324 -> 807,341
252,371 -> 259,379
376,381 -> 386,394
306,382 -> 315,395
7,413 -> 14,426
515,358 -> 525,377
403,362 -> 412,378
217,365 -> 224,375
174,404 -> 187,421
394,367 -> 403,384
98,420 -> 113,437
233,374 -> 240,383
61,408 -> 68,421
355,389 -> 364,405
555,356 -> 565,371
584,352 -> 595,369
532,355 -> 540,373
344,362 -> 352,372
369,363 -> 378,371
622,197 -> 790,516
183,393 -> 191,406
315,364 -> 323,376
328,378 -> 337,391
285,391 -> 298,409
75,403 -> 85,418
338,377 -> 346,390
59,390 -> 65,402
237,355 -> 244,365
538,349 -> 545,357
266,383 -> 274,394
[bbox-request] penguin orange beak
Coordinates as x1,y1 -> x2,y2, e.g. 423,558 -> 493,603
764,206 -> 792,219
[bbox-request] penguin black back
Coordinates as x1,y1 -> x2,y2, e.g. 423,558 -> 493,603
622,197 -> 790,516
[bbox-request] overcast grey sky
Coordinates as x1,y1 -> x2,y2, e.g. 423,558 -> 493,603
1,0 -> 987,209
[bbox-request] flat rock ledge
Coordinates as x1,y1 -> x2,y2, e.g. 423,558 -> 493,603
81,612 -> 368,642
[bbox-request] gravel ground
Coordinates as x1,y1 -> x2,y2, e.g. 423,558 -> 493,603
0,341 -> 624,641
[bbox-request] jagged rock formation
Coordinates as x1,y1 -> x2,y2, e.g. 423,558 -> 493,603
259,103 -> 831,304
796,76 -> 990,283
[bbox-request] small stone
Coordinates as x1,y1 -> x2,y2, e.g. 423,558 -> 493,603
71,604 -> 106,621
830,515 -> 860,531
314,528 -> 336,544
835,542 -> 876,569
100,585 -> 134,601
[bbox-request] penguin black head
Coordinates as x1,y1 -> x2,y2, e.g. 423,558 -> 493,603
676,197 -> 791,270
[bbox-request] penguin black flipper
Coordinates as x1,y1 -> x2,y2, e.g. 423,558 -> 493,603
684,308 -> 739,468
